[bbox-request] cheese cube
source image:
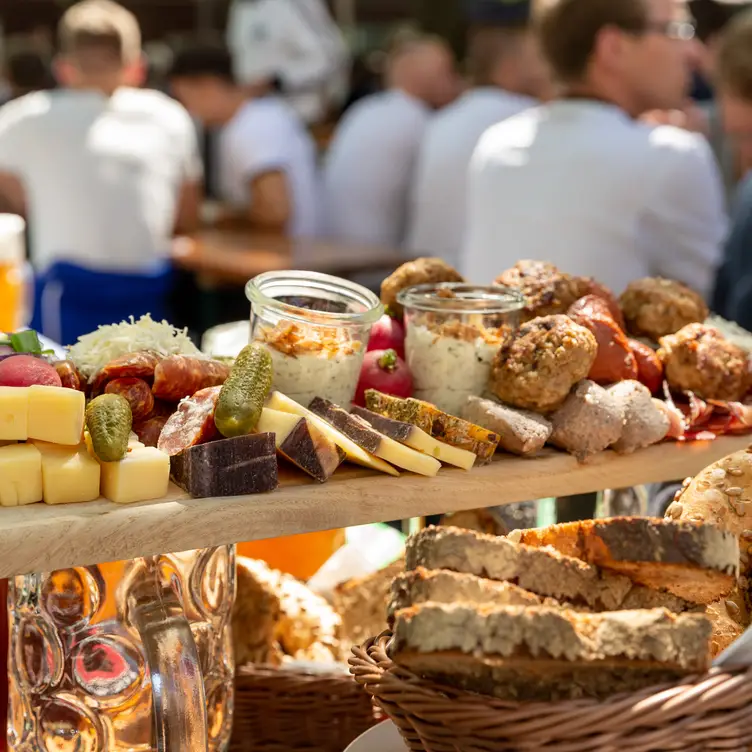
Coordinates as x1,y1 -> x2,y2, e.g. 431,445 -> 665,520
0,443 -> 42,506
27,386 -> 85,446
39,444 -> 100,505
0,386 -> 28,440
101,447 -> 170,504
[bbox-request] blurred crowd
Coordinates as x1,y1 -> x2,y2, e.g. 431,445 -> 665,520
0,0 -> 752,344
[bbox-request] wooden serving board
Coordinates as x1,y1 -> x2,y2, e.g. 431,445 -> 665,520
0,435 -> 749,578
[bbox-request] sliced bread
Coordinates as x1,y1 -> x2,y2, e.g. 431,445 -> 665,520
515,517 -> 738,603
389,602 -> 712,701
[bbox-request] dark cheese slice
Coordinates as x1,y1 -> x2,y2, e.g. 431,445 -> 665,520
351,406 -> 413,442
170,433 -> 278,498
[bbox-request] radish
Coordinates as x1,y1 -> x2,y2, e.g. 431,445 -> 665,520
367,314 -> 405,358
354,349 -> 412,406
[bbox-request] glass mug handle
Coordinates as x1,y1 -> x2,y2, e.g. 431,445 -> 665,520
129,574 -> 209,752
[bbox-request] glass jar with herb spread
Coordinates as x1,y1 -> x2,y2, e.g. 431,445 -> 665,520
246,271 -> 383,407
397,283 -> 525,415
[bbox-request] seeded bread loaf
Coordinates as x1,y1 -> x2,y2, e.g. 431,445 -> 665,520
405,527 -> 698,612
390,602 -> 712,701
514,517 -> 738,604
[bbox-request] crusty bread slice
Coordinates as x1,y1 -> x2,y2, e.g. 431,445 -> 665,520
390,602 -> 712,701
515,517 -> 738,604
405,527 -> 700,612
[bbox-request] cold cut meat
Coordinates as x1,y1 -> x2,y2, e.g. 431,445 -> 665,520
580,278 -> 626,330
152,356 -> 230,402
134,414 -> 170,448
90,351 -> 161,397
54,361 -> 86,392
628,339 -> 664,395
157,386 -> 222,456
105,377 -> 155,421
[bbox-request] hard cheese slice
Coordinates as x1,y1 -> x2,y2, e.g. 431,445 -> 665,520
364,390 -> 500,465
0,386 -> 28,441
101,447 -> 171,504
36,442 -> 101,505
28,385 -> 85,445
309,397 -> 440,477
256,408 -> 345,482
351,406 -> 476,470
0,443 -> 42,506
266,391 -> 398,476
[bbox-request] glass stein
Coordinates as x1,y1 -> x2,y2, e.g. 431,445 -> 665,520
7,546 -> 236,752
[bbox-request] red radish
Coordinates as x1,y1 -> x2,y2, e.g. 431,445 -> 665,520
354,349 -> 412,406
0,354 -> 62,388
367,314 -> 405,358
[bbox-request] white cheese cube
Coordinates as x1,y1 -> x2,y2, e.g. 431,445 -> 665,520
0,443 -> 42,506
0,386 -> 28,441
39,444 -> 101,505
28,386 -> 85,445
101,447 -> 170,504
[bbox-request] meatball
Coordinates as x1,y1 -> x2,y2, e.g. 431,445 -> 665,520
620,278 -> 708,341
658,323 -> 751,402
381,257 -> 464,317
489,314 -> 598,413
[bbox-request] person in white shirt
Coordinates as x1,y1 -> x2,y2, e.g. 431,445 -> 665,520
323,34 -> 459,247
0,0 -> 202,343
170,43 -> 320,237
226,0 -> 350,124
462,0 -> 727,298
407,26 -> 551,266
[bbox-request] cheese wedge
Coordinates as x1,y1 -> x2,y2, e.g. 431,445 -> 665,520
257,408 -> 345,482
266,392 -> 398,476
351,406 -> 476,470
309,397 -> 440,477
0,443 -> 42,506
0,386 -> 28,441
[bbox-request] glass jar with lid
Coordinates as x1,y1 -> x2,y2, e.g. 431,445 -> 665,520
397,283 -> 525,416
246,271 -> 383,407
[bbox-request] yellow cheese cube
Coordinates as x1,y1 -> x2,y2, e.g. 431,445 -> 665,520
0,443 -> 42,506
27,386 -> 85,446
101,447 -> 170,504
39,444 -> 100,505
0,386 -> 28,441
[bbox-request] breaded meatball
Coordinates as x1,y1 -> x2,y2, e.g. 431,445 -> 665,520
381,257 -> 464,317
658,323 -> 751,402
620,278 -> 708,341
489,314 -> 598,413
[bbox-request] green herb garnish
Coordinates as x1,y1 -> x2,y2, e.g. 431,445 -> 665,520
9,330 -> 43,354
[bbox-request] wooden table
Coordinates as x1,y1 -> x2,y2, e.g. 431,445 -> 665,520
172,229 -> 408,286
0,435 -> 747,578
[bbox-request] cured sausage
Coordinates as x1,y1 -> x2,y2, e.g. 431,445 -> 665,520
90,352 -> 161,397
579,278 -> 626,330
134,414 -> 170,448
628,339 -> 664,395
152,356 -> 230,403
105,377 -> 155,421
568,296 -> 638,385
157,386 -> 222,456
54,361 -> 86,392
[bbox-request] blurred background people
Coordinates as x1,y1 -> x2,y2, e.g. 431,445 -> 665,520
0,0 -> 202,344
462,0 -> 727,297
170,42 -> 320,236
323,32 -> 459,247
2,44 -> 55,102
407,24 -> 551,265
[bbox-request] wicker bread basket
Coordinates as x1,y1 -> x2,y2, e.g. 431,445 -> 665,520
229,662 -> 383,752
350,633 -> 752,751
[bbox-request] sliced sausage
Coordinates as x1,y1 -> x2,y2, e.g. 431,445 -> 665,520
105,377 -> 155,421
628,339 -> 664,395
157,386 -> 222,456
134,414 -> 170,448
54,361 -> 86,392
90,351 -> 161,396
152,356 -> 230,403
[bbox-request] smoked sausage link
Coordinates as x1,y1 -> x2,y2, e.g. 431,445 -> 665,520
580,278 -> 627,330
157,386 -> 222,456
568,295 -> 638,385
90,351 -> 161,397
629,339 -> 664,395
152,356 -> 230,403
134,414 -> 170,448
54,361 -> 86,392
105,377 -> 155,421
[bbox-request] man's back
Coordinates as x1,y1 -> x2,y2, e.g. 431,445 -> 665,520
323,90 -> 430,246
407,88 -> 535,266
462,100 -> 727,295
0,87 -> 200,272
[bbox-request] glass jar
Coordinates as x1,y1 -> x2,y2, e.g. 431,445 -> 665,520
246,271 -> 383,407
0,214 -> 27,332
397,283 -> 525,416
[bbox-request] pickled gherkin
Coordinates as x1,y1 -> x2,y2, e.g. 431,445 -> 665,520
215,343 -> 273,437
86,393 -> 133,462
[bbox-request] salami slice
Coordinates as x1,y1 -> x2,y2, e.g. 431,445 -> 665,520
157,386 -> 222,456
90,352 -> 161,397
134,414 -> 170,448
54,361 -> 86,392
152,356 -> 230,403
105,378 -> 155,421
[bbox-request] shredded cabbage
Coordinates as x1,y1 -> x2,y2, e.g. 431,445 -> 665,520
68,314 -> 201,378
